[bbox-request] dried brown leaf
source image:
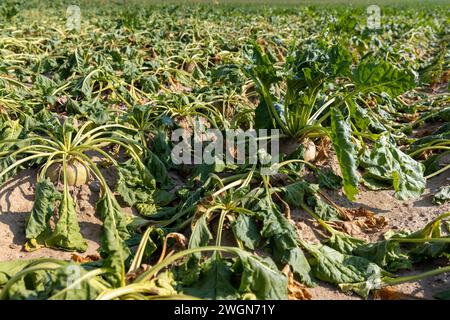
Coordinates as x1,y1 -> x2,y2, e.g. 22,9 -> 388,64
343,207 -> 387,230
283,265 -> 312,300
71,254 -> 100,263
373,287 -> 423,300
166,232 -> 188,249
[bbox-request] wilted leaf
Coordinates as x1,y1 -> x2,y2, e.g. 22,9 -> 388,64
25,179 -> 61,250
330,107 -> 359,200
316,168 -> 342,190
433,186 -> 450,205
354,240 -> 412,272
231,214 -> 261,250
235,251 -> 288,300
256,197 -> 314,286
184,255 -> 238,299
360,135 -> 426,200
353,59 -> 416,97
188,213 -> 212,260
97,191 -> 131,287
281,181 -> 341,220
302,242 -> 387,297
325,229 -> 366,255
48,264 -> 101,300
45,188 -> 87,252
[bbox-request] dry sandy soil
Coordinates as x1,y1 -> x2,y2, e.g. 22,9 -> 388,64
0,164 -> 135,261
0,156 -> 449,300
304,170 -> 450,300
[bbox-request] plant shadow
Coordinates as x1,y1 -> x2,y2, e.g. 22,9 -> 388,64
0,170 -> 35,213
0,211 -> 29,246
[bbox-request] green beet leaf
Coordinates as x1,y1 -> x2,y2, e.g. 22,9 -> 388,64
330,107 -> 360,201
48,264 -> 102,300
353,240 -> 412,272
325,229 -> 367,255
235,251 -> 288,300
25,179 -> 61,249
353,58 -> 416,97
281,181 -> 341,221
45,187 -> 87,252
433,186 -> 450,205
302,242 -> 388,297
256,197 -> 314,286
183,255 -> 239,299
360,134 -> 426,200
97,191 -> 131,287
316,168 -> 343,190
188,213 -> 213,260
231,213 -> 261,251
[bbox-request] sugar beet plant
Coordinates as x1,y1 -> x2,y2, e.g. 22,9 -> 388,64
245,41 -> 422,201
0,117 -> 144,264
0,1 -> 449,300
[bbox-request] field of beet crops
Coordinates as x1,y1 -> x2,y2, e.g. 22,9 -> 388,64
0,0 -> 449,301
